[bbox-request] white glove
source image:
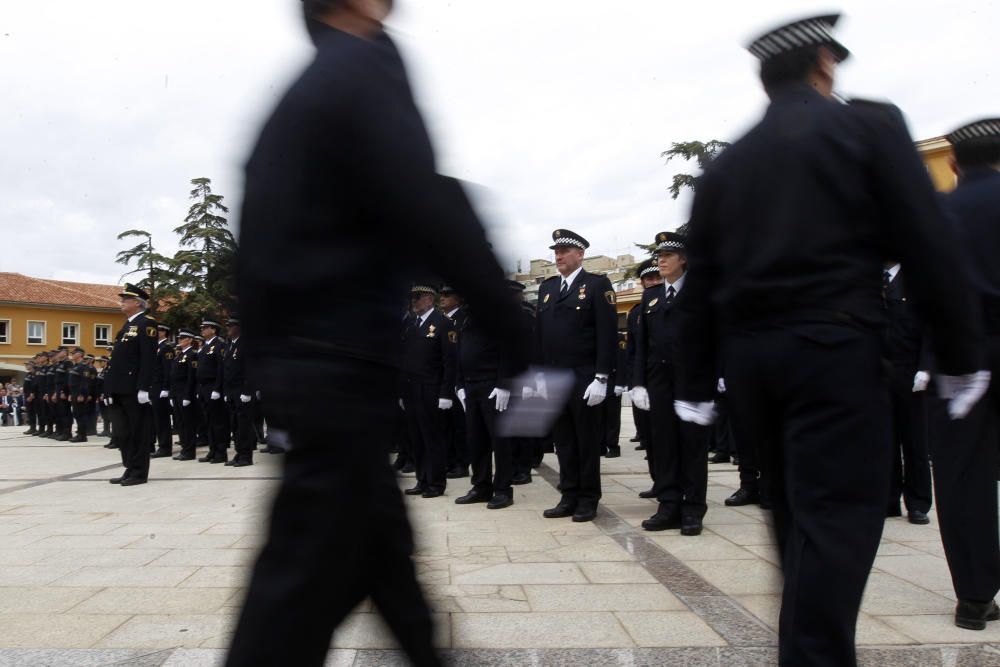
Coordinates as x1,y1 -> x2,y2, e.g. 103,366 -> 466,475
630,386 -> 650,411
522,386 -> 536,400
912,371 -> 930,393
490,387 -> 511,412
438,398 -> 453,410
240,394 -> 251,403
210,391 -> 221,400
224,395 -> 228,402
675,400 -> 717,425
582,379 -> 607,407
256,390 -> 262,400
105,397 -> 113,406
399,398 -> 405,411
137,390 -> 150,405
456,387 -> 467,411
717,378 -> 727,394
535,373 -> 549,400
182,399 -> 191,407
936,371 -> 991,419
613,385 -> 626,397
159,390 -> 169,399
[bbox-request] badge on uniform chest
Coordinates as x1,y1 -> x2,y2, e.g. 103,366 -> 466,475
544,294 -> 551,303
648,298 -> 659,308
123,325 -> 138,339
426,324 -> 437,339
578,286 -> 587,300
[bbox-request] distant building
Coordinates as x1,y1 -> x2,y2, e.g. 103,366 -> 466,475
0,272 -> 122,383
916,136 -> 957,193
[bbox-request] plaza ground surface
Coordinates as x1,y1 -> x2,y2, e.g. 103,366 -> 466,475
1,416 -> 999,666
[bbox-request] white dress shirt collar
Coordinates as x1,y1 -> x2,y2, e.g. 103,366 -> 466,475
127,310 -> 146,323
665,273 -> 686,295
561,266 -> 584,291
417,309 -> 433,327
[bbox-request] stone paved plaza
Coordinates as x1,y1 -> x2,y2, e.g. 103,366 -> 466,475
1,417 -> 1000,666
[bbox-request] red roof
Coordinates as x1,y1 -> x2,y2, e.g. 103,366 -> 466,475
0,272 -> 121,310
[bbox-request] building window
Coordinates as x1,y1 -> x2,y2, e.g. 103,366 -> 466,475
95,324 -> 111,347
27,321 -> 46,345
0,319 -> 9,344
61,322 -> 79,345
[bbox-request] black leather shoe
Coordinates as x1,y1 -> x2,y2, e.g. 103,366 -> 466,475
401,463 -> 415,474
210,458 -> 228,464
681,517 -> 704,536
638,489 -> 657,499
404,485 -> 425,496
956,600 -> 1000,630
224,460 -> 237,466
708,452 -> 731,464
886,506 -> 903,518
455,490 -> 491,505
421,489 -> 444,498
642,513 -> 681,531
634,444 -> 646,451
109,476 -> 125,484
732,456 -> 740,466
725,488 -> 760,507
54,433 -> 70,442
173,452 -> 195,461
97,430 -> 111,437
261,445 -> 284,454
487,494 -> 513,510
69,435 -> 88,443
120,477 -> 147,487
543,503 -> 576,519
231,460 -> 253,467
511,473 -> 532,485
198,455 -> 213,462
760,498 -> 774,510
604,447 -> 621,459
629,435 -> 641,442
908,510 -> 930,525
23,428 -> 36,435
572,507 -> 597,523
104,443 -> 118,449
151,450 -> 171,458
446,466 -> 469,479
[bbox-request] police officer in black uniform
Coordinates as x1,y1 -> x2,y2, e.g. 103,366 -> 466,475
170,330 -> 199,461
223,317 -> 255,467
440,285 -> 470,479
95,356 -> 111,438
600,331 -> 627,458
534,229 -> 617,523
105,283 -> 158,486
67,347 -> 91,442
629,259 -> 662,467
929,118 -> 1000,630
22,360 -> 37,435
52,348 -> 72,441
631,232 -> 710,535
196,318 -> 229,464
401,284 -> 457,498
151,325 -> 175,458
673,15 -> 986,666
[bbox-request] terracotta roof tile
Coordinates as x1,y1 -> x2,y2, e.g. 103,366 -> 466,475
0,272 -> 121,310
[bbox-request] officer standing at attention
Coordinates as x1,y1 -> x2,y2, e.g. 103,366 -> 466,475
928,118 -> 1000,630
197,318 -> 229,464
95,356 -> 111,438
105,283 -> 158,486
22,360 -> 37,435
600,330 -> 627,459
151,325 -> 175,458
440,285 -> 470,479
170,330 -> 199,461
52,348 -> 72,441
534,229 -> 617,523
672,15 -> 986,666
402,285 -> 457,498
628,259 -> 661,464
223,317 -> 255,467
67,347 -> 91,442
631,232 -> 710,536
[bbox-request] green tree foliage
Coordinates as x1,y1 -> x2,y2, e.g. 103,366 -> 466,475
114,178 -> 237,330
661,139 -> 730,236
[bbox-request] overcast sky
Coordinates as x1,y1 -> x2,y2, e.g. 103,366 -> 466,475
2,1 -> 997,285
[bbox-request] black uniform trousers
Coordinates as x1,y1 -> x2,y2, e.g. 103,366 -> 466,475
172,399 -> 196,456
58,397 -> 72,435
724,325 -> 890,667
227,392 -> 256,463
552,370 -> 603,510
887,364 -> 932,514
446,399 -> 468,472
108,393 -> 152,481
404,383 -> 448,493
464,380 -> 513,498
226,358 -> 439,667
600,391 -> 622,454
98,401 -> 110,435
927,335 -> 1000,604
646,363 -> 709,519
721,393 -> 764,494
151,394 -> 173,453
71,398 -> 89,437
632,405 -> 647,444
25,399 -> 36,431
198,385 -> 229,461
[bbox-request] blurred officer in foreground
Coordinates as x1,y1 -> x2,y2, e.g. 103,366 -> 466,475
227,1 -> 528,665
930,118 -> 1000,630
105,284 -> 158,486
673,14 -> 987,667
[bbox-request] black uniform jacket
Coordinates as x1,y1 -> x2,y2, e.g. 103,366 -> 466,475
170,347 -> 197,403
456,305 -> 531,390
884,271 -> 923,367
945,168 -> 1000,334
675,83 -> 983,401
153,340 -> 174,394
223,338 -> 251,395
402,310 -> 457,398
236,24 -> 527,382
534,270 -> 617,376
105,312 -> 158,395
196,337 -> 225,392
634,282 -> 685,387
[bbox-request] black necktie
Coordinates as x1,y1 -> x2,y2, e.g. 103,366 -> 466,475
560,281 -> 568,297
665,285 -> 676,303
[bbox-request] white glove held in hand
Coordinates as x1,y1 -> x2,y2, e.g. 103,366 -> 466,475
630,386 -> 650,411
137,390 -> 150,405
489,388 -> 511,412
522,386 -> 535,400
675,400 -> 717,425
456,388 -> 467,411
210,391 -> 221,400
936,371 -> 991,419
240,394 -> 251,403
717,378 -> 727,394
182,399 -> 191,407
438,398 -> 453,410
613,385 -> 626,397
535,373 -> 548,400
159,390 -> 169,399
106,397 -> 113,406
912,371 -> 930,393
582,379 -> 607,407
